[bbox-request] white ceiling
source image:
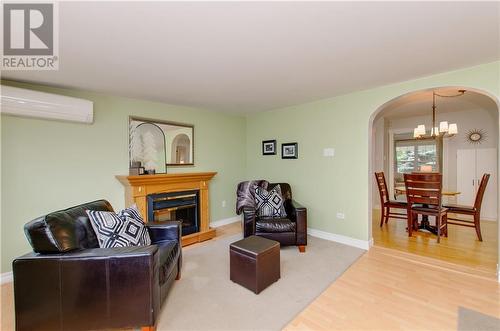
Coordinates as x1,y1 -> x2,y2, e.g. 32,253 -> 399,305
2,1 -> 499,113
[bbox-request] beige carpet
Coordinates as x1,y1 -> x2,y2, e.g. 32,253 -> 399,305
157,234 -> 364,331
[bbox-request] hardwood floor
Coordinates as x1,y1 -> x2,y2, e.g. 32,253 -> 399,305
3,220 -> 499,331
372,208 -> 498,278
284,246 -> 500,331
0,281 -> 14,331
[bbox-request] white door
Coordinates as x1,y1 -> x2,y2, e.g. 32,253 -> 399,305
476,148 -> 497,220
457,149 -> 477,206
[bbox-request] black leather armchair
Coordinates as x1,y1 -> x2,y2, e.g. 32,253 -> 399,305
241,183 -> 307,252
13,200 -> 181,331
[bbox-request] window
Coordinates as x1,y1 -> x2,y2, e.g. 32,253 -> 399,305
395,138 -> 438,175
396,143 -> 437,174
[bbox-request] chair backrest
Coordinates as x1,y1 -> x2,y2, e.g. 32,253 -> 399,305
474,173 -> 490,211
374,172 -> 389,204
24,199 -> 114,254
404,173 -> 443,207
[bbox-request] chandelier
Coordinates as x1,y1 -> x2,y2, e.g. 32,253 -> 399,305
413,90 -> 466,139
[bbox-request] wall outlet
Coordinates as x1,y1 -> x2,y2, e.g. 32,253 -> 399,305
222,200 -> 226,208
336,212 -> 345,220
323,148 -> 335,157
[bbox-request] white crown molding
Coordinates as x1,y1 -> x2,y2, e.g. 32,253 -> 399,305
210,216 -> 240,228
1,271 -> 13,285
308,227 -> 371,250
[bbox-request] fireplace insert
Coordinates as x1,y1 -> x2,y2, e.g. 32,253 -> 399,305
147,190 -> 199,236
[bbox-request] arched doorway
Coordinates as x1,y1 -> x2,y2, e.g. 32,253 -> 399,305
171,133 -> 191,164
368,87 -> 500,277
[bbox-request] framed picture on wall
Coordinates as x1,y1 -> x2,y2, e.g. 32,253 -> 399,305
262,140 -> 277,155
129,117 -> 195,175
282,142 -> 298,159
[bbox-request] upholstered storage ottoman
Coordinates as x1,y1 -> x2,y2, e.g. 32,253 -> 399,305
230,235 -> 280,294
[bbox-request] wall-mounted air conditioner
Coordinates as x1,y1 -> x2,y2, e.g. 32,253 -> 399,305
0,85 -> 94,124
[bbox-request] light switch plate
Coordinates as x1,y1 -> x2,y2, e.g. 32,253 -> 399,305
323,148 -> 335,157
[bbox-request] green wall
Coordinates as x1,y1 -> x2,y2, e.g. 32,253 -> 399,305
246,61 -> 500,241
1,80 -> 246,273
2,61 -> 499,274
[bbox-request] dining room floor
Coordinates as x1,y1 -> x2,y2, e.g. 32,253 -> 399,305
372,208 -> 498,278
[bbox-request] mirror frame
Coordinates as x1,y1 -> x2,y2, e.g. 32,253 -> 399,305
129,116 -> 195,167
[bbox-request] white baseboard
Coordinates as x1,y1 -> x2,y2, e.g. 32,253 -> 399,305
308,227 -> 371,250
210,216 -> 240,228
1,271 -> 13,285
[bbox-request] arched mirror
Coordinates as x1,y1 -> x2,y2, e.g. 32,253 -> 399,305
131,122 -> 167,173
129,117 -> 194,173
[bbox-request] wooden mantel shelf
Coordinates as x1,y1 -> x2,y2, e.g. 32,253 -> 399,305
116,172 -> 217,187
116,172 -> 217,246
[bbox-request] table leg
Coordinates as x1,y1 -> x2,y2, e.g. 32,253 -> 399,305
418,217 -> 438,235
417,204 -> 438,235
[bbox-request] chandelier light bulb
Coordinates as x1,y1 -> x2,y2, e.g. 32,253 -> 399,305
439,121 -> 449,133
448,123 -> 458,135
417,125 -> 426,135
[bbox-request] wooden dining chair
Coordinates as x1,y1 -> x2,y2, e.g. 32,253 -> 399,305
443,173 -> 490,241
404,173 -> 448,243
374,172 -> 407,227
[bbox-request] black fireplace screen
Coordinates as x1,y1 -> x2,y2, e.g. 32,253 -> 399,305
147,190 -> 199,236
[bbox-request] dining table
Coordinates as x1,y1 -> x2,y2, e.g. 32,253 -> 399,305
394,186 -> 461,235
394,186 -> 461,197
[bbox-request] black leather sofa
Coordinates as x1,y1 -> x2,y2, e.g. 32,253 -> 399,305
239,182 -> 308,252
13,200 -> 182,331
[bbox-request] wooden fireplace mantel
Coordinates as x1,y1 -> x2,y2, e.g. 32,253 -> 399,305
116,172 -> 217,246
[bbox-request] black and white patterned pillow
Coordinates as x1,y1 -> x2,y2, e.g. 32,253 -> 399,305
86,205 -> 151,248
254,184 -> 287,217
118,205 -> 151,245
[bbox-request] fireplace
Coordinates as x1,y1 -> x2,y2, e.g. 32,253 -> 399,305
117,172 -> 217,246
147,190 -> 200,236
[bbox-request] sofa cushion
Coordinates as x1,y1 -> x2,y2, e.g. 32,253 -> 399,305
156,240 -> 180,285
24,200 -> 113,254
86,205 -> 151,248
256,217 -> 296,233
118,205 -> 151,245
254,184 -> 287,217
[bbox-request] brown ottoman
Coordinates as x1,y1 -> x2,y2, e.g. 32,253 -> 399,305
230,235 -> 280,294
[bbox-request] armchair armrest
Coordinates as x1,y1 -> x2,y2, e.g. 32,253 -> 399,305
242,207 -> 256,238
146,221 -> 182,244
289,199 -> 306,211
284,199 -> 307,246
14,245 -> 158,261
146,221 -> 183,278
13,246 -> 160,331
